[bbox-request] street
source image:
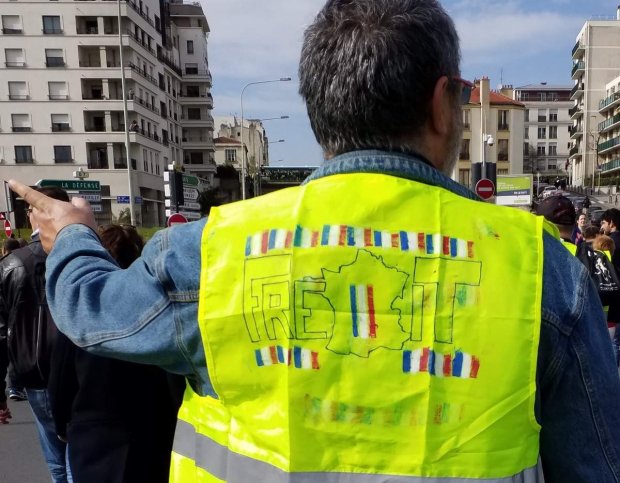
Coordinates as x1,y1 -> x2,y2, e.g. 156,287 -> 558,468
0,398 -> 51,483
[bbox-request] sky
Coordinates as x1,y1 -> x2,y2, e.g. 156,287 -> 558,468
203,0 -> 616,167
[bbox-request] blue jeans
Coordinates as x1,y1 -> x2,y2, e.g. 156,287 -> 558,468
26,388 -> 72,483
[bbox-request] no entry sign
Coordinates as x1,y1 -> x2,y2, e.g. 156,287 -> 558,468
167,212 -> 188,227
475,178 -> 495,200
4,220 -> 12,238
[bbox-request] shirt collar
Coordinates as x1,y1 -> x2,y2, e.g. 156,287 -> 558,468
303,150 -> 478,201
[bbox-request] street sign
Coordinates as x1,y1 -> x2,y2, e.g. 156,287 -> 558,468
90,204 -> 103,213
117,196 -> 130,204
179,202 -> 201,211
38,179 -> 101,192
4,220 -> 12,238
135,196 -> 143,205
496,175 -> 533,207
184,187 -> 199,201
71,193 -> 102,203
167,212 -> 188,226
475,178 -> 495,200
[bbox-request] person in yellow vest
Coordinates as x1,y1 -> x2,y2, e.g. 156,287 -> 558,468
7,0 -> 620,482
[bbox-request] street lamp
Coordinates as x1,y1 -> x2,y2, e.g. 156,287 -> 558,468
117,0 -> 136,225
240,78 -> 291,199
250,115 -> 290,122
269,139 -> 285,144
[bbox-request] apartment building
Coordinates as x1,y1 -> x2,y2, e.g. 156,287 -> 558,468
213,116 -> 269,173
456,77 -> 525,188
596,75 -> 620,175
570,8 -> 620,187
513,84 -> 572,178
0,0 -> 214,227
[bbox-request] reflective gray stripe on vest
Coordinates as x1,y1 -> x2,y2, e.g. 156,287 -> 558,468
173,419 -> 543,483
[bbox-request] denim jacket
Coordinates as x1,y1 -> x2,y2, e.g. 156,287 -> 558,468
46,150 -> 620,482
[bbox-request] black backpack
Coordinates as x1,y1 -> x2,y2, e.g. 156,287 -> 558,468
575,242 -> 620,307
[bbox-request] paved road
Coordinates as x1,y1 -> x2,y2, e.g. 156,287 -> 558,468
0,397 -> 51,483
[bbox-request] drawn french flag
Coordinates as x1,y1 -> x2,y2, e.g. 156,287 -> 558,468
349,284 -> 378,339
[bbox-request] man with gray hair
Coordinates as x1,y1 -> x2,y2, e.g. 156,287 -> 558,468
8,0 -> 620,481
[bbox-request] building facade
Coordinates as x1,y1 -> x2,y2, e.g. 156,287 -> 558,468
455,77 -> 525,188
570,9 -> 620,187
596,75 -> 620,176
213,116 -> 269,173
0,0 -> 214,227
513,84 -> 572,179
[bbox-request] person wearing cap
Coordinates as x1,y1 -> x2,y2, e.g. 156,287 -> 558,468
536,195 -> 578,251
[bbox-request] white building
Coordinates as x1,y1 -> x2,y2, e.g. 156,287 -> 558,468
213,116 -> 269,173
513,84 -> 572,179
0,0 -> 214,227
570,8 -> 620,187
596,75 -> 620,176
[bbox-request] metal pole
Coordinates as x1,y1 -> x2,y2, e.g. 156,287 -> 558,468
240,78 -> 291,200
118,0 -> 136,225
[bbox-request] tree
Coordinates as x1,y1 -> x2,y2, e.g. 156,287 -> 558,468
114,208 -> 131,225
197,188 -> 220,216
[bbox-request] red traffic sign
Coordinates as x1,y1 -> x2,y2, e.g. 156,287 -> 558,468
475,178 -> 495,200
4,220 -> 12,238
167,212 -> 188,227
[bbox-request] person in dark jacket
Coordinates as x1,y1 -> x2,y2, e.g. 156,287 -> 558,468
0,187 -> 71,482
48,224 -> 184,483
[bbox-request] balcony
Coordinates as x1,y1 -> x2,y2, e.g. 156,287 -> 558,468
569,104 -> 582,119
5,61 -> 25,68
497,123 -> 509,131
131,127 -> 161,144
459,151 -> 470,160
54,157 -> 73,163
9,94 -> 29,100
126,30 -> 156,57
2,28 -> 22,34
570,83 -> 584,100
11,126 -> 31,132
127,62 -> 159,88
569,145 -> 580,157
183,68 -> 212,83
133,96 -> 160,115
572,61 -> 585,79
76,26 -> 98,35
43,28 -> 63,34
79,59 -> 101,68
52,123 -> 71,132
46,58 -> 65,67
601,158 -> 620,173
157,52 -> 182,76
497,153 -> 509,161
85,125 -> 106,132
572,40 -> 585,59
569,125 -> 583,139
599,136 -> 620,154
599,92 -> 620,113
48,94 -> 69,100
15,157 -> 34,164
600,114 -> 620,133
125,0 -> 155,28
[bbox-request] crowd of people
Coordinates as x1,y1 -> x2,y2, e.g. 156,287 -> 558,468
3,0 -> 620,482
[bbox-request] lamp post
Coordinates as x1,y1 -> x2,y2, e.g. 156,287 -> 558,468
117,0 -> 136,225
240,78 -> 291,200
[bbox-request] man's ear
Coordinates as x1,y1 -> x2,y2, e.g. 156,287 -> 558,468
429,76 -> 452,136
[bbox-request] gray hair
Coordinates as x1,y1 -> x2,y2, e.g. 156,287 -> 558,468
299,0 -> 461,156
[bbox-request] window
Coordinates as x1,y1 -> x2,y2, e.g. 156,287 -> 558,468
459,169 -> 470,187
11,114 -> 31,132
524,127 -> 529,139
48,81 -> 68,100
537,109 -> 546,122
549,143 -> 557,156
498,110 -> 509,130
549,126 -> 558,139
186,40 -> 194,54
225,149 -> 236,162
524,109 -> 529,122
523,142 -> 530,155
51,113 -> 70,132
14,145 -> 33,163
462,109 -> 470,129
498,169 -> 509,175
2,15 -> 22,34
537,144 -> 546,156
186,85 -> 200,97
187,108 -> 201,120
8,81 -> 28,100
187,152 -> 203,164
537,127 -> 546,139
42,16 -> 62,34
459,139 -> 470,160
185,63 -> 198,75
549,109 -> 558,122
45,48 -> 64,67
5,48 -> 25,67
54,145 -> 72,163
497,139 -> 509,161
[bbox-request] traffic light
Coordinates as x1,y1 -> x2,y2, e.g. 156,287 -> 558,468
164,169 -> 184,211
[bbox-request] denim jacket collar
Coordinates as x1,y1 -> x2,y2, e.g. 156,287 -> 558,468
304,150 -> 478,202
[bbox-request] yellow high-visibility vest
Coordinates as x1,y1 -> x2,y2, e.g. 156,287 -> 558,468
171,173 -> 546,482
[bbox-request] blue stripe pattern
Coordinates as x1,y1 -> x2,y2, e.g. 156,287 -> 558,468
426,234 -> 433,255
321,225 -> 330,246
402,351 -> 411,373
450,238 -> 458,257
245,237 -> 252,256
294,225 -> 303,247
400,231 -> 409,251
347,226 -> 355,246
350,285 -> 359,337
293,347 -> 302,368
428,350 -> 436,375
276,346 -> 285,363
452,351 -> 463,377
268,230 -> 277,250
374,230 -> 382,247
255,349 -> 264,367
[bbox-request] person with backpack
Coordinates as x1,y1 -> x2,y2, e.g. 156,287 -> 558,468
0,187 -> 72,483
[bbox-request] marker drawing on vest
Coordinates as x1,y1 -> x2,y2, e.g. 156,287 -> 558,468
242,223 -> 483,377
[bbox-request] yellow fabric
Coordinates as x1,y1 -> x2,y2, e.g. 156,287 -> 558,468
560,239 -> 577,255
190,173 -> 543,480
